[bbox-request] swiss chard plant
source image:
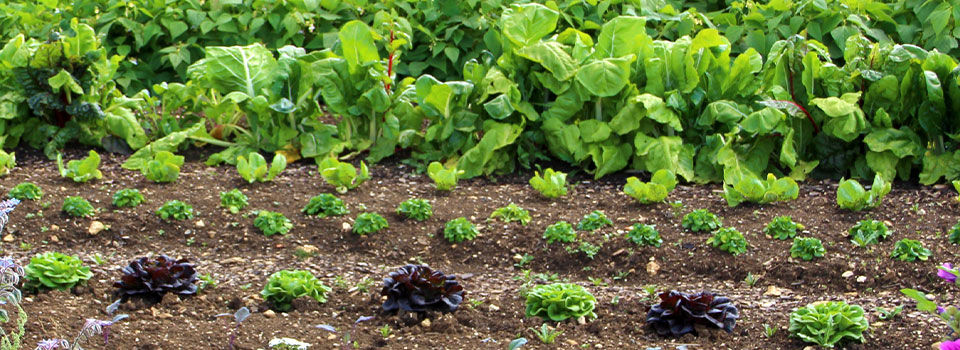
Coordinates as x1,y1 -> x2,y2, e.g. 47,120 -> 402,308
237,152 -> 287,183
623,170 -> 677,204
56,151 -> 102,183
427,161 -> 464,191
318,156 -> 370,193
837,175 -> 891,211
529,169 -> 568,199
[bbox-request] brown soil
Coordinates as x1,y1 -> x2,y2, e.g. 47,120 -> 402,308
1,148 -> 956,349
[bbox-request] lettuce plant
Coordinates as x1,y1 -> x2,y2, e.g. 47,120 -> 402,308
707,227 -> 747,255
56,151 -> 102,183
529,168 -> 568,199
681,209 -> 722,233
543,221 -> 576,244
24,252 -> 92,291
113,255 -> 198,303
112,189 -> 144,208
848,219 -> 890,247
790,237 -> 825,261
219,189 -> 248,214
525,283 -> 596,322
396,198 -> 432,221
890,239 -> 931,262
763,216 -> 804,240
427,161 -> 464,191
489,203 -> 531,225
142,151 -> 184,183
789,301 -> 869,348
444,217 -> 478,243
949,221 -> 960,244
626,224 -> 662,247
721,172 -> 799,207
623,169 -> 677,204
236,152 -> 286,183
156,200 -> 195,221
318,156 -> 370,193
577,210 -> 612,231
381,264 -> 464,314
353,213 -> 388,235
0,150 -> 15,177
255,211 -> 293,236
62,196 -> 95,217
837,175 -> 891,211
646,291 -> 739,337
302,194 -> 348,217
8,182 -> 41,200
261,270 -> 330,312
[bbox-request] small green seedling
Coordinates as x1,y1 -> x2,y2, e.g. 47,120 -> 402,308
255,211 -> 293,236
220,189 -> 249,214
318,156 -> 369,193
143,151 -> 184,183
529,168 -> 568,199
427,161 -> 464,191
237,152 -> 286,183
353,213 -> 388,235
57,150 -> 102,183
490,203 -> 531,225
112,188 -> 145,208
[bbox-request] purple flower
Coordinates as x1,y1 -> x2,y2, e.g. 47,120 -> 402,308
941,339 -> 960,350
34,339 -> 68,350
939,306 -> 946,314
940,263 -> 957,284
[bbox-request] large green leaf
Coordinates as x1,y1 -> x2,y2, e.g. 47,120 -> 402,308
501,4 -> 560,47
594,16 -> 648,59
338,20 -> 380,73
863,128 -> 923,158
516,41 -> 579,81
202,44 -> 278,97
634,134 -> 694,181
810,92 -> 866,142
576,56 -> 633,97
62,19 -> 98,61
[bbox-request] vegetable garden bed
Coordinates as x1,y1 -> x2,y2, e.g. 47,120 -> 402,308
2,149 -> 955,349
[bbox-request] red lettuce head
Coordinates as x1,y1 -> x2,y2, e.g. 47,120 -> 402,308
113,255 -> 198,303
646,290 -> 739,337
381,264 -> 464,314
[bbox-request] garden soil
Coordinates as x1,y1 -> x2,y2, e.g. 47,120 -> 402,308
1,149 -> 956,349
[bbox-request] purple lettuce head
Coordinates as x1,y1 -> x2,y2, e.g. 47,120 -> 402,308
939,263 -> 957,284
941,339 -> 960,350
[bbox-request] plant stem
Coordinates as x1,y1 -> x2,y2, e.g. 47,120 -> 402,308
594,98 -> 602,121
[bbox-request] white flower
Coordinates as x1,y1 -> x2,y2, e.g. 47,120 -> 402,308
268,337 -> 311,350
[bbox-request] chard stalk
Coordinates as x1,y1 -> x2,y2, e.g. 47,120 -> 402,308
595,98 -> 602,121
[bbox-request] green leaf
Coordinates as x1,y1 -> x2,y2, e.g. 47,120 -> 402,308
578,120 -> 611,143
576,56 -> 633,97
634,134 -> 694,181
811,92 -> 866,142
501,3 -> 559,47
339,20 -> 380,73
594,16 -> 648,58
62,19 -> 98,61
47,70 -> 84,95
516,41 -> 579,81
200,44 -> 278,97
122,124 -> 206,171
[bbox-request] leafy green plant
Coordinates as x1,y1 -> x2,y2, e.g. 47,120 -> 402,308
577,211 -> 612,231
529,169 -> 568,199
427,161 -> 464,191
396,198 -> 432,221
443,217 -> 479,243
61,196 -> 94,217
24,252 -> 92,291
837,175 -> 891,211
682,209 -> 722,233
789,301 -> 869,348
626,224 -> 662,247
790,237 -> 826,261
302,194 -> 349,218
890,239 -> 931,262
112,189 -> 144,208
8,182 -> 41,200
707,227 -> 748,255
623,169 -> 677,204
528,324 -> 562,344
949,221 -> 960,244
763,216 -> 804,240
572,241 -> 601,259
954,180 -> 960,203
0,150 -> 15,177
525,283 -> 597,322
318,156 -> 370,193
219,189 -> 249,214
722,172 -> 799,207
490,203 -> 531,225
848,220 -> 891,247
56,150 -> 102,183
543,221 -> 576,244
255,211 -> 293,236
261,270 -> 330,312
876,306 -> 903,320
156,200 -> 195,221
353,213 -> 388,235
142,151 -> 184,183
237,152 -> 287,183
